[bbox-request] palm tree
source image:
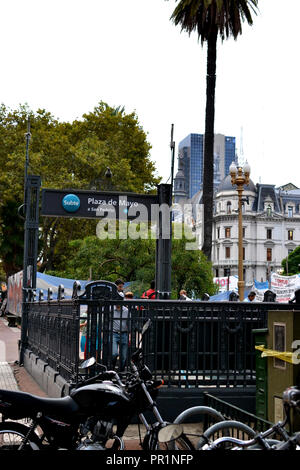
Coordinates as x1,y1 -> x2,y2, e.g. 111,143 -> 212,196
168,0 -> 258,260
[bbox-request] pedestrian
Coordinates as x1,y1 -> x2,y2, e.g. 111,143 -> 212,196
80,309 -> 88,359
243,291 -> 256,302
179,289 -> 192,301
0,283 -> 7,317
124,291 -> 134,300
201,293 -> 210,301
141,280 -> 156,299
112,298 -> 130,372
115,278 -> 125,298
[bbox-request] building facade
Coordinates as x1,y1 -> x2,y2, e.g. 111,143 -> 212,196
191,177 -> 300,286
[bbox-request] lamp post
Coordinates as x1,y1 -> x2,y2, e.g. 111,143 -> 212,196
229,161 -> 251,301
90,167 -> 113,191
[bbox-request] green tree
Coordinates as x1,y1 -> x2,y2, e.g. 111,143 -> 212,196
48,225 -> 216,299
0,200 -> 24,277
282,247 -> 300,275
0,102 -> 160,276
167,0 -> 258,260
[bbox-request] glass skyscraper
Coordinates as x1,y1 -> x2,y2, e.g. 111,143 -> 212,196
175,133 -> 236,201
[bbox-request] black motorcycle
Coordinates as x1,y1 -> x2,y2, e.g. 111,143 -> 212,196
0,320 -> 194,450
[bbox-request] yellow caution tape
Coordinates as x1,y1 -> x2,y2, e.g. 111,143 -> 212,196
255,345 -> 296,364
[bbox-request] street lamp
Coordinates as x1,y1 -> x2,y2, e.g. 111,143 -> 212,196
229,161 -> 251,301
90,167 -> 113,191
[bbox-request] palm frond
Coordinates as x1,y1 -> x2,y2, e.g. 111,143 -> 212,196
169,0 -> 259,42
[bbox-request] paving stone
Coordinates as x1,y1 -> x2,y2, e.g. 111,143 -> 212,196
0,361 -> 19,391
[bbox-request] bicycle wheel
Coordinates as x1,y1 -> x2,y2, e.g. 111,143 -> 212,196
169,406 -> 225,450
0,422 -> 42,450
197,420 -> 256,450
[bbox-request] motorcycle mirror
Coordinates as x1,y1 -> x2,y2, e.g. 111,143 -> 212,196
79,357 -> 96,370
141,319 -> 151,336
158,424 -> 184,443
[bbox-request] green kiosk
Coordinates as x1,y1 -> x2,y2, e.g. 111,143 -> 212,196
254,309 -> 300,432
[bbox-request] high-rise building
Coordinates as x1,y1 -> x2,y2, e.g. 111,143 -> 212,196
174,133 -> 236,202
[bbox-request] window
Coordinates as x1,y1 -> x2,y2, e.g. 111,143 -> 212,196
226,201 -> 231,214
266,229 -> 272,240
288,206 -> 293,218
225,227 -> 231,238
225,247 -> 231,259
288,230 -> 294,240
243,247 -> 245,260
243,227 -> 246,238
267,248 -> 272,261
224,268 -> 231,277
217,227 -> 220,239
267,205 -> 272,217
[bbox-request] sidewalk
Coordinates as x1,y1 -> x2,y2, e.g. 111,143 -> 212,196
0,317 -> 142,449
0,317 -> 49,397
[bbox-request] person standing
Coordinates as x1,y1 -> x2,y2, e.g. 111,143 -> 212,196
115,278 -> 125,298
0,283 -> 7,317
179,289 -> 192,301
141,280 -> 156,299
80,309 -> 88,359
243,291 -> 256,302
112,294 -> 131,372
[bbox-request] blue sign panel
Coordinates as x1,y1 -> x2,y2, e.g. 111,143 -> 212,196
62,194 -> 80,213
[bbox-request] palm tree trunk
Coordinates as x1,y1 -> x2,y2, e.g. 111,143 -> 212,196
202,31 -> 217,261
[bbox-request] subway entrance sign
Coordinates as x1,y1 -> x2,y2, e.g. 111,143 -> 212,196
41,188 -> 158,222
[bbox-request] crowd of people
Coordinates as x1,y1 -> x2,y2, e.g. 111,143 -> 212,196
79,278 -> 261,370
79,279 -> 158,370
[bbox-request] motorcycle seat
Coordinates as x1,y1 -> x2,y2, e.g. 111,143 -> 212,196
0,388 -> 80,420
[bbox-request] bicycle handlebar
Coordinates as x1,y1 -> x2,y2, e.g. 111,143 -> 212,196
274,433 -> 300,450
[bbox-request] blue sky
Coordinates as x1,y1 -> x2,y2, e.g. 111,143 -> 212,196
1,0 -> 299,188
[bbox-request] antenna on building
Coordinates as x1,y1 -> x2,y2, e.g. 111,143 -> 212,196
170,123 -> 175,191
238,126 -> 245,167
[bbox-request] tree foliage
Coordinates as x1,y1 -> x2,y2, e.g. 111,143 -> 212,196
0,102 -> 160,277
282,247 -> 300,275
47,225 -> 216,299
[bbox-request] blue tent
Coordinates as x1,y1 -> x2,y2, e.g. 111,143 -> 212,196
36,272 -> 89,299
209,288 -> 252,302
36,273 -> 131,299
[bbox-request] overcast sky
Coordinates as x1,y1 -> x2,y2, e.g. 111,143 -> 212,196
1,0 -> 299,188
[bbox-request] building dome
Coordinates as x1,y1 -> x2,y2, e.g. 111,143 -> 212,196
217,174 -> 256,194
175,168 -> 184,179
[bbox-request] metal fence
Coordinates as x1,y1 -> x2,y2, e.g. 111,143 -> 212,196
203,392 -> 275,433
23,281 -> 291,387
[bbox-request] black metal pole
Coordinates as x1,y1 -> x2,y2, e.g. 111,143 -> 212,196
20,121 -> 31,365
20,118 -> 41,364
22,118 -> 31,291
155,184 -> 172,299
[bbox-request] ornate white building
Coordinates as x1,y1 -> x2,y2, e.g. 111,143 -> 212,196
176,177 -> 300,287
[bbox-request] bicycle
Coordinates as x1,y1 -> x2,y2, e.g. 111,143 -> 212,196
198,385 -> 300,450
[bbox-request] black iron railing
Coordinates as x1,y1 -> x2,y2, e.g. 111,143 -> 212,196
23,281 -> 292,387
203,392 -> 274,433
